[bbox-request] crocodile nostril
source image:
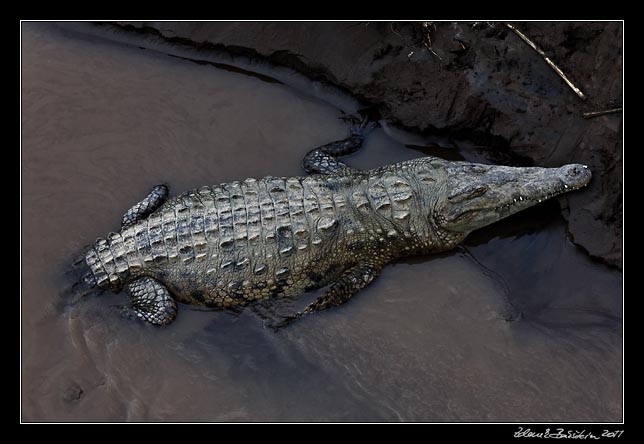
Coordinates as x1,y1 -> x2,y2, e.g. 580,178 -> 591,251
560,163 -> 592,188
568,166 -> 581,176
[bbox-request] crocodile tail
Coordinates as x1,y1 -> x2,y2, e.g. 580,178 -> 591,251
73,253 -> 98,288
63,251 -> 99,305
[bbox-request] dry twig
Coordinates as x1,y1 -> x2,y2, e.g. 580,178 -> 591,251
506,23 -> 587,101
582,108 -> 622,119
421,21 -> 443,61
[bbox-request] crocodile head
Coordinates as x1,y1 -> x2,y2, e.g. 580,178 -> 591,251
427,159 -> 592,239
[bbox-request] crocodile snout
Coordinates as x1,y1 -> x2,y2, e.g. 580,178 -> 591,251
560,164 -> 592,189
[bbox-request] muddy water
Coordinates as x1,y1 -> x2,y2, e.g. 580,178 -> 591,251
21,22 -> 622,422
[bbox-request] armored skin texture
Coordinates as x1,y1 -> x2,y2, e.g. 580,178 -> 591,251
81,125 -> 592,326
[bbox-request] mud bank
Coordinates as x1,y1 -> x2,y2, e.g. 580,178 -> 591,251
114,21 -> 623,268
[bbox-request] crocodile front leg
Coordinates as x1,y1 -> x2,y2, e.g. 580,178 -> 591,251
121,184 -> 169,228
302,118 -> 374,175
277,262 -> 382,328
122,277 -> 177,326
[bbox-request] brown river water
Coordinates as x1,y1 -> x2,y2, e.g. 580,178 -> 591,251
21,22 -> 622,422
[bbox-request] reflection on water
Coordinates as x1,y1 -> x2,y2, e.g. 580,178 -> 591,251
21,22 -> 622,422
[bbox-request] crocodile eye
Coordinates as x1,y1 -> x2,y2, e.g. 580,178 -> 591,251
469,185 -> 488,198
448,185 -> 488,202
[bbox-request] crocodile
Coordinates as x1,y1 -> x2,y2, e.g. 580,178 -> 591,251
77,123 -> 592,326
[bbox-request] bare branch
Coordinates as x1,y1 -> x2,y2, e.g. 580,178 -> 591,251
582,108 -> 622,119
421,21 -> 442,61
506,23 -> 587,101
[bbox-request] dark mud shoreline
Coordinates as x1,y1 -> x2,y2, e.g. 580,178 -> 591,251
111,21 -> 623,269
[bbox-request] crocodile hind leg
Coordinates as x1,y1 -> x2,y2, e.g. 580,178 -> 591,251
122,277 -> 177,326
276,262 -> 382,328
302,117 -> 375,175
121,184 -> 169,228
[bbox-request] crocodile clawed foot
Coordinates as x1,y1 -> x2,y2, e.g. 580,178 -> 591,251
268,311 -> 305,331
338,112 -> 363,126
121,184 -> 169,229
352,116 -> 379,137
116,304 -> 138,320
338,112 -> 378,134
